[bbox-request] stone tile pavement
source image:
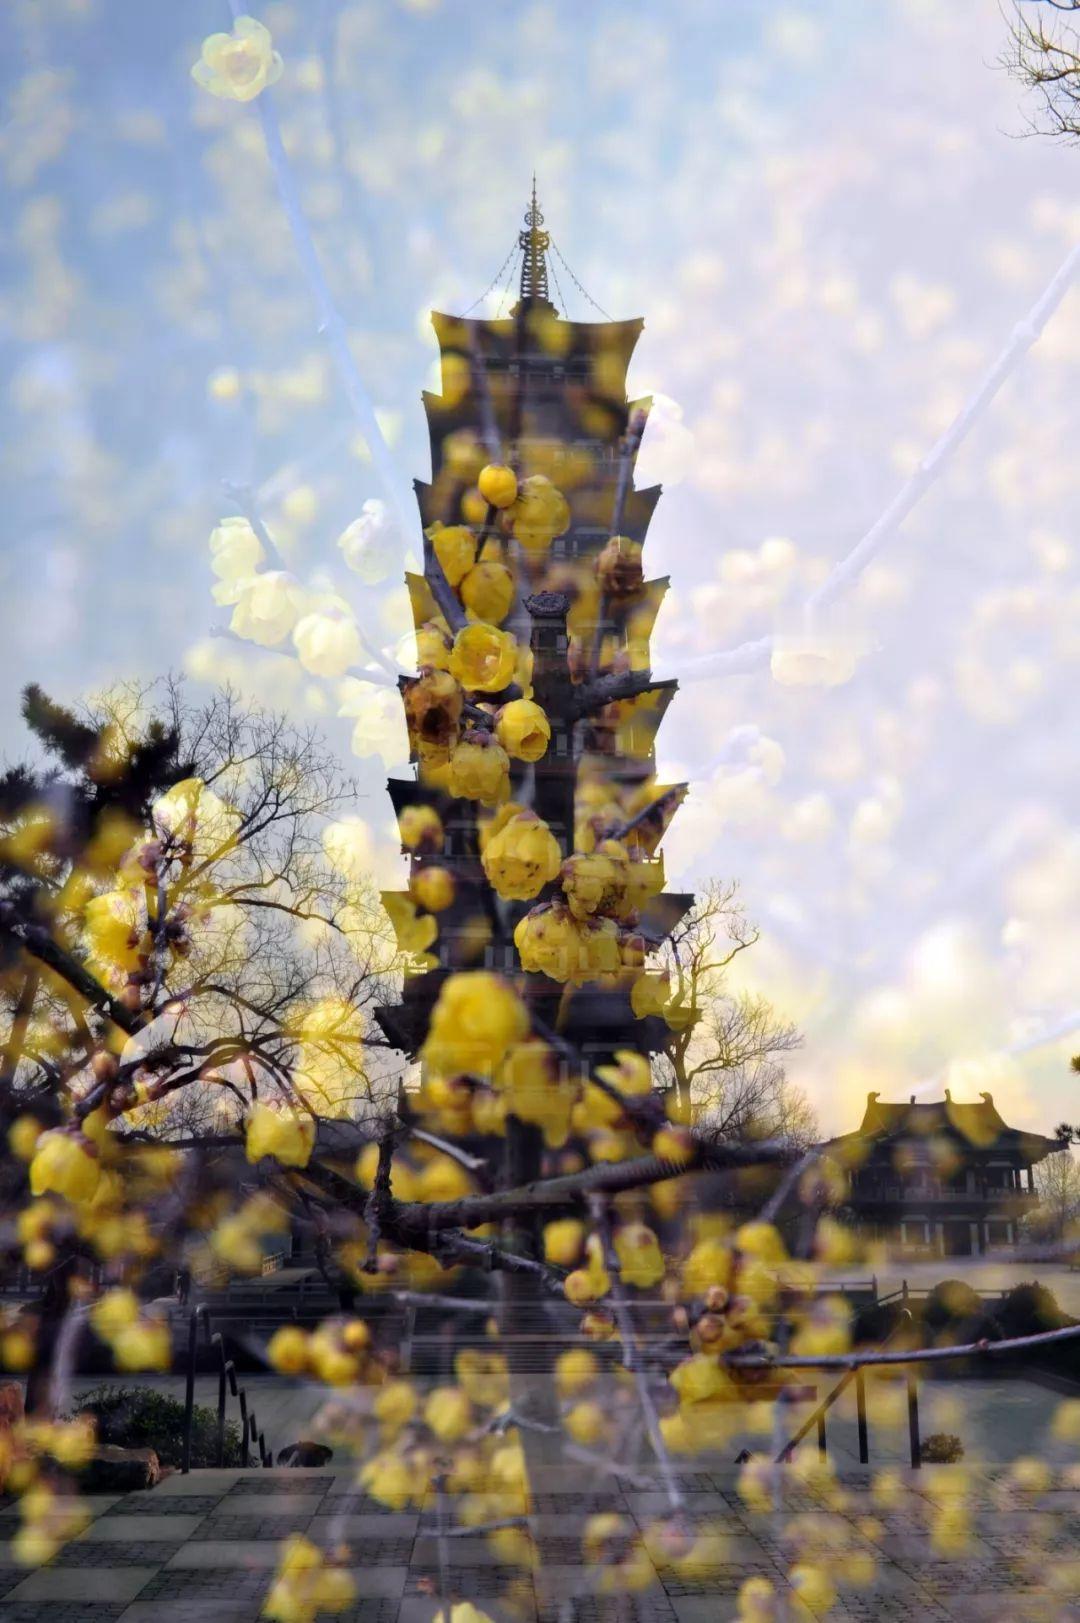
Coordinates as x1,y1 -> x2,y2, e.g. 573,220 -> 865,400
0,1462 -> 1078,1622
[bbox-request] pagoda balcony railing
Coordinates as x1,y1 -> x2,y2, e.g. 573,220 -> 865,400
854,1185 -> 1038,1205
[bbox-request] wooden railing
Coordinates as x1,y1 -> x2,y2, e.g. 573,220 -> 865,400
181,1306 -> 272,1473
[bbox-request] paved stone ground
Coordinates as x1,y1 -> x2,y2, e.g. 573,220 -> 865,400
1,1459 -> 1078,1623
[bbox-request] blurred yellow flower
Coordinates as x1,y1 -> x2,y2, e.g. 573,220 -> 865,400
482,809 -> 562,900
422,971 -> 529,1078
191,16 -> 283,103
29,1130 -> 100,1204
244,1102 -> 315,1168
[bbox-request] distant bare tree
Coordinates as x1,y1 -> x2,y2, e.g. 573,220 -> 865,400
1028,1147 -> 1080,1241
1005,1 -> 1080,140
653,879 -> 811,1146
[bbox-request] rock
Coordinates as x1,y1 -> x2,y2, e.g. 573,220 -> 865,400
276,1440 -> 334,1467
82,1445 -> 162,1492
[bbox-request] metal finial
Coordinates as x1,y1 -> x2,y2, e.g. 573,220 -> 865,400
518,175 -> 551,306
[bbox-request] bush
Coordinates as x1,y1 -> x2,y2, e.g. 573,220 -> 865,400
996,1281 -> 1069,1338
71,1385 -> 243,1469
920,1432 -> 964,1464
923,1279 -> 983,1329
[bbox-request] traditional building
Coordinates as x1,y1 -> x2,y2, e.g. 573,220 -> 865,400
825,1091 -> 1060,1256
375,187 -> 693,1081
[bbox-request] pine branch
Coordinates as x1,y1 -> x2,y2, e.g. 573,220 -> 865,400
0,909 -> 141,1036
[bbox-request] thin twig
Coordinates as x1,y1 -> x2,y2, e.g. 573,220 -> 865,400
225,0 -> 412,537
592,1199 -> 684,1515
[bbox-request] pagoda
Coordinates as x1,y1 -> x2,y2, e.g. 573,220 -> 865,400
375,187 -> 693,1086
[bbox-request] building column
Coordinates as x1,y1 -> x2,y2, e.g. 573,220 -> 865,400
969,1222 -> 981,1255
935,1222 -> 945,1255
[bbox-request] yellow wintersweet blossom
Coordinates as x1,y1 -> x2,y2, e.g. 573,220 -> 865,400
613,1222 -> 665,1288
90,1287 -> 140,1341
448,734 -> 510,807
565,1236 -> 613,1305
460,556 -> 514,625
373,1379 -> 418,1433
449,623 -> 518,693
289,996 -> 366,1112
543,1217 -> 586,1267
382,891 -> 438,959
435,1605 -> 497,1623
495,698 -> 550,762
293,599 -> 363,679
424,1386 -> 473,1442
360,1450 -> 418,1511
191,16 -> 284,103
267,1325 -> 311,1376
29,1130 -> 100,1204
561,850 -> 626,920
336,503 -> 395,584
496,1039 -> 578,1146
428,522 -> 476,586
415,1152 -> 474,1203
681,1236 -> 735,1297
229,571 -> 306,646
477,463 -> 518,508
0,804 -> 58,870
565,1401 -> 609,1447
399,804 -> 444,852
594,1049 -> 652,1100
513,903 -> 621,984
152,777 -> 241,861
112,1316 -> 172,1373
263,1534 -> 356,1623
735,1576 -> 778,1622
555,1347 -> 598,1398
411,865 -> 455,912
208,516 -> 263,601
421,971 -> 529,1079
630,971 -> 671,1018
482,809 -> 561,901
83,887 -> 146,984
244,1102 -> 315,1169
7,1115 -> 43,1162
509,474 -> 570,553
10,1485 -> 91,1568
770,629 -> 860,688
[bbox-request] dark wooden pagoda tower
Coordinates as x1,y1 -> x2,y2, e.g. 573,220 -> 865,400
375,187 -> 693,1079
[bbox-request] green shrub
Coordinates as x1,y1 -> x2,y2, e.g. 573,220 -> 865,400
920,1432 -> 964,1464
71,1385 -> 243,1469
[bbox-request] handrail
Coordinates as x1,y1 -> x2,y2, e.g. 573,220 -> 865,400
773,1309 -> 915,1467
181,1305 -> 272,1473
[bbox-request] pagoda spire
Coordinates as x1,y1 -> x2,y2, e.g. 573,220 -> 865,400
516,175 -> 554,310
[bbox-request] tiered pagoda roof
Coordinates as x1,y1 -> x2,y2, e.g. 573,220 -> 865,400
375,189 -> 693,1068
